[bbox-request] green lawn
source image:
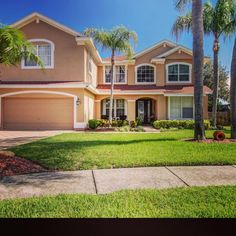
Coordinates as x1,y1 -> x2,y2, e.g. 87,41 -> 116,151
1,186 -> 236,218
10,129 -> 236,171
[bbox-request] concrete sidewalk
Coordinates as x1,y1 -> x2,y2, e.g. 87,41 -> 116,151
1,165 -> 236,199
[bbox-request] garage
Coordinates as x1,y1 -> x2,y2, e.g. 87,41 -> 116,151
2,96 -> 74,130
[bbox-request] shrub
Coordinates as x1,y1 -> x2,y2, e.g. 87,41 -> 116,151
100,119 -> 110,128
153,120 -> 210,130
136,116 -> 143,126
130,120 -> 138,128
88,119 -> 101,129
213,131 -> 226,141
116,126 -> 130,132
131,126 -> 145,132
122,120 -> 129,126
111,120 -> 118,127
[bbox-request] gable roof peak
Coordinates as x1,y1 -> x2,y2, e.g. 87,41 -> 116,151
11,12 -> 82,37
134,39 -> 177,58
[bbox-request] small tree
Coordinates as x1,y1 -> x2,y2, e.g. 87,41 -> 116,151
84,26 -> 137,125
203,62 -> 230,111
0,24 -> 42,66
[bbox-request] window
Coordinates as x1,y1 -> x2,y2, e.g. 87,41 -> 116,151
169,96 -> 193,119
136,64 -> 155,83
88,54 -> 93,74
103,99 -> 126,118
105,65 -> 126,83
167,63 -> 191,82
22,39 -> 54,69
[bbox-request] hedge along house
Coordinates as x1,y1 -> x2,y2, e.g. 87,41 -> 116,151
0,12 -> 212,130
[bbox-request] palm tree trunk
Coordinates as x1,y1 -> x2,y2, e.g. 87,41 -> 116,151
109,49 -> 115,127
212,38 -> 220,128
231,38 -> 236,139
192,0 -> 205,140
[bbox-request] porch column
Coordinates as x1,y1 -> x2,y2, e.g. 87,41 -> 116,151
95,100 -> 101,119
157,95 -> 168,120
127,100 -> 136,121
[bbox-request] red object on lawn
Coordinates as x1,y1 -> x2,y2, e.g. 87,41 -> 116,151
213,131 -> 226,141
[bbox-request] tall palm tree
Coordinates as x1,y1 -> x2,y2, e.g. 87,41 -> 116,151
231,37 -> 236,139
173,0 -> 236,128
0,24 -> 42,66
175,0 -> 205,140
84,26 -> 137,125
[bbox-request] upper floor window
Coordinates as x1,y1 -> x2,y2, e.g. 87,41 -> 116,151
105,65 -> 126,83
136,64 -> 155,84
88,54 -> 93,75
22,39 -> 54,69
167,63 -> 191,83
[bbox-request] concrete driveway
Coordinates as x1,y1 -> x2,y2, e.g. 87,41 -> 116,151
0,130 -> 73,150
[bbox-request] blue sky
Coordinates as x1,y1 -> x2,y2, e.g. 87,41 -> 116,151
0,0 -> 234,71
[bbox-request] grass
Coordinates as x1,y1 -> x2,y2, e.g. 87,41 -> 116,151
10,129 -> 236,171
1,186 -> 236,218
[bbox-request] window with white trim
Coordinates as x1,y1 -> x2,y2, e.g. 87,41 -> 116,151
88,54 -> 93,74
167,63 -> 191,82
22,40 -> 54,69
136,65 -> 155,83
169,96 -> 193,119
105,65 -> 126,83
102,99 -> 125,118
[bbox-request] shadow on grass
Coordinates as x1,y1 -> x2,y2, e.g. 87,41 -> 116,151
12,138 -> 178,151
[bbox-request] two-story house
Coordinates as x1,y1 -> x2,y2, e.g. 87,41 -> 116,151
0,12 -> 212,130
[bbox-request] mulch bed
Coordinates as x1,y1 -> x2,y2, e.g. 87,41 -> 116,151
184,138 -> 236,144
0,155 -> 46,177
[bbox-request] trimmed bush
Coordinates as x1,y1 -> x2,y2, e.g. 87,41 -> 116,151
153,120 -> 210,130
130,120 -> 138,128
100,119 -> 110,128
89,119 -> 132,129
88,119 -> 101,129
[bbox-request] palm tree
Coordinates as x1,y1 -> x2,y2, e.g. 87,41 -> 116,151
84,26 -> 137,125
0,24 -> 42,66
231,37 -> 236,139
175,0 -> 205,140
173,0 -> 236,128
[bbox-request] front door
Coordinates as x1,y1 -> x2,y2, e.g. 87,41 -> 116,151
136,99 -> 152,124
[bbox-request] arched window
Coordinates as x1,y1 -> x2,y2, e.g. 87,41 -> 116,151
22,39 -> 54,69
136,64 -> 155,83
167,63 -> 191,83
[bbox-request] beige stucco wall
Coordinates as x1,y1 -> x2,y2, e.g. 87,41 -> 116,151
95,94 -> 165,121
0,20 -> 86,82
97,46 -> 194,87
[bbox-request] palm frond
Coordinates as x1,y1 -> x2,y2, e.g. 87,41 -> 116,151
0,25 -> 43,67
84,26 -> 137,60
175,0 -> 192,11
172,13 -> 192,40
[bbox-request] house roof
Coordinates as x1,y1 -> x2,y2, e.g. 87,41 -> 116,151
11,12 -> 83,37
11,12 -> 102,63
103,40 -> 211,64
134,40 -> 177,58
97,85 -> 212,95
